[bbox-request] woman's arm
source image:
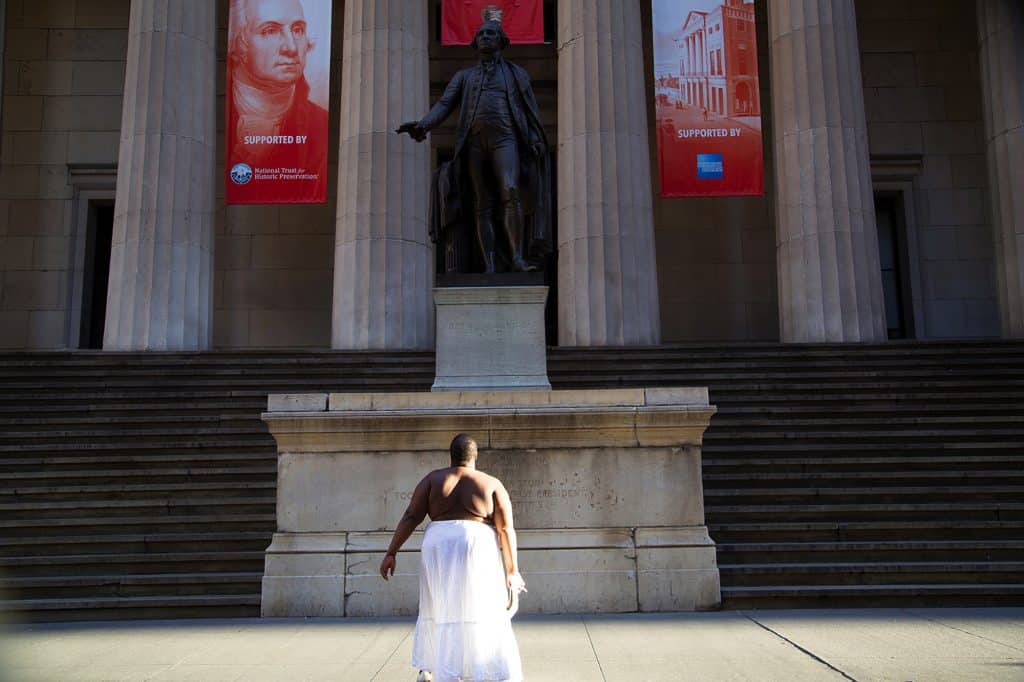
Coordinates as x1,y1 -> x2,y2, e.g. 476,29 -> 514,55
493,481 -> 525,592
379,476 -> 430,580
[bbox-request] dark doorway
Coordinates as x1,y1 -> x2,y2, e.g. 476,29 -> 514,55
79,202 -> 114,349
875,194 -> 913,339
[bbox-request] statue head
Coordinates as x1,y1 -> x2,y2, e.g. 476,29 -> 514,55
471,20 -> 511,54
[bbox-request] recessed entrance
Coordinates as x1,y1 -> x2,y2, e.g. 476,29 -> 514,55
875,194 -> 914,339
78,202 -> 114,349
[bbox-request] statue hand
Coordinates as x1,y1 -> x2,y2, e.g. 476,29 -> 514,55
396,121 -> 427,143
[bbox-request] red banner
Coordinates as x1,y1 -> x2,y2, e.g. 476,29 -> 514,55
652,0 -> 763,198
226,0 -> 332,205
442,0 -> 544,46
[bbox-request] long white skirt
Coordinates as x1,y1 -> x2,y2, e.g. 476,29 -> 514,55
412,520 -> 523,682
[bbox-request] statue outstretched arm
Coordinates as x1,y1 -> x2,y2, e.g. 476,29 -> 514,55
397,70 -> 465,142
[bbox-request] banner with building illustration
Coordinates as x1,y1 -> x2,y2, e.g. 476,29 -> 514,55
226,0 -> 332,205
652,0 -> 763,198
442,0 -> 544,46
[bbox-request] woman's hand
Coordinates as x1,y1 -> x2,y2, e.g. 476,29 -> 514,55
380,554 -> 396,581
507,571 -> 527,594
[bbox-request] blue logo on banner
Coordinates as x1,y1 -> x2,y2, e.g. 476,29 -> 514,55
230,163 -> 253,186
697,154 -> 724,180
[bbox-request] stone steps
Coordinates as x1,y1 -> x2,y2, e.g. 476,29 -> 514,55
704,470 -> 1024,487
0,497 -> 277,520
1,341 -> 1022,618
2,466 -> 277,486
0,552 -> 267,578
704,486 -> 1024,505
707,502 -> 1024,523
716,540 -> 1024,563
0,481 -> 276,503
707,521 -> 1024,542
1,573 -> 262,600
0,595 -> 262,623
0,514 -> 276,538
0,532 -> 273,557
721,584 -> 1024,609
703,455 -> 1024,472
720,561 -> 1024,586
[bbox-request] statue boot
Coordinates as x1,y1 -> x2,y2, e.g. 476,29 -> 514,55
476,209 -> 498,274
503,195 -> 538,272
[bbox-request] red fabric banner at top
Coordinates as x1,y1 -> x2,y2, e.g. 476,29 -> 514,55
442,0 -> 545,46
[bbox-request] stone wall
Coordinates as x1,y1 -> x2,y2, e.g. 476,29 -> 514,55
0,0 -> 129,348
858,0 -> 999,337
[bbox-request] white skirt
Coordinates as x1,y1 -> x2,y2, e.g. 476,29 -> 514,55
412,520 -> 523,682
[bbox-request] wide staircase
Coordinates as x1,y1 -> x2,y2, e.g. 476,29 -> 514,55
1,341 -> 1022,621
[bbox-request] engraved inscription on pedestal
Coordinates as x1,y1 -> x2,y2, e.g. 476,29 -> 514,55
432,286 -> 550,391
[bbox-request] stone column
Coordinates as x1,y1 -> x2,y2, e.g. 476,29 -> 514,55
978,0 -> 1024,337
331,0 -> 433,349
104,1 -> 216,350
557,0 -> 661,346
768,0 -> 887,342
0,1 -> 6,138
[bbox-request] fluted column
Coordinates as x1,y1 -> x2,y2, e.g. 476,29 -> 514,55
332,0 -> 433,349
978,0 -> 1024,337
768,0 -> 887,342
557,0 -> 661,346
104,0 -> 215,350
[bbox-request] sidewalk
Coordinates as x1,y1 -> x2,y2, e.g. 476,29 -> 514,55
2,608 -> 1022,681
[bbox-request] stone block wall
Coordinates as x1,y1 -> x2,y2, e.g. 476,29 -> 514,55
0,0 -> 129,348
858,0 -> 999,337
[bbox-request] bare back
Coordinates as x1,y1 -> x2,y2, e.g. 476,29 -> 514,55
426,467 -> 500,523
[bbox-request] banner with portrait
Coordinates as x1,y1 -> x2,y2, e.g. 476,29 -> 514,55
226,0 -> 332,205
442,0 -> 544,46
652,0 -> 764,198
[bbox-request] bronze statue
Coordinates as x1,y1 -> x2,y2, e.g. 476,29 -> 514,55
398,21 -> 551,274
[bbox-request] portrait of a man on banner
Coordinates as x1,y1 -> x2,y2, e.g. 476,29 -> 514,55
226,0 -> 332,205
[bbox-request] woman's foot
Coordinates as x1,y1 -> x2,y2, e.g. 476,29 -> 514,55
416,671 -> 433,682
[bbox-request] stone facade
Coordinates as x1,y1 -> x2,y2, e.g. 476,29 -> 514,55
0,0 -> 1018,349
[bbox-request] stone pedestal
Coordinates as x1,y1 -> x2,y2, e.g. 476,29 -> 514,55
260,388 -> 720,617
432,287 -> 550,392
978,0 -> 1024,337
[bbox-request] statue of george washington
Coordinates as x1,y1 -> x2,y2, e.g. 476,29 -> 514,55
397,20 -> 551,274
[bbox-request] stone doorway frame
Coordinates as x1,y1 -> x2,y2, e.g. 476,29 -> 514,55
66,165 -> 117,349
871,155 -> 925,340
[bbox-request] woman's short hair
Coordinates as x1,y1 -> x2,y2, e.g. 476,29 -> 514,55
449,433 -> 478,465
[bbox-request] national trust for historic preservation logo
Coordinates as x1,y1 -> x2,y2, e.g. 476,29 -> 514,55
230,163 -> 254,186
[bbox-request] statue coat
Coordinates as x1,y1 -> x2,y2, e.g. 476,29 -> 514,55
423,58 -> 552,262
